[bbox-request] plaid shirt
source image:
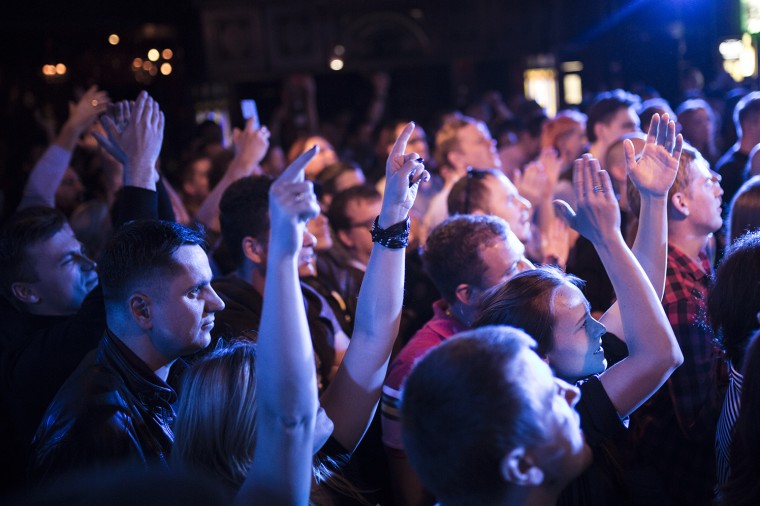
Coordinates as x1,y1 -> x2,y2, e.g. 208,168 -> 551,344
626,244 -> 726,505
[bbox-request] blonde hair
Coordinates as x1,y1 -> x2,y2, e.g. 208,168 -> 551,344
172,340 -> 258,491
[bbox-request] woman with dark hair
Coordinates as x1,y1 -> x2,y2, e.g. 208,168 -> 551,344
720,330 -> 760,506
710,230 -> 760,489
475,114 -> 685,505
727,175 -> 760,244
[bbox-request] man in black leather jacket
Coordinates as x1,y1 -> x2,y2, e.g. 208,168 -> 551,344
28,220 -> 225,483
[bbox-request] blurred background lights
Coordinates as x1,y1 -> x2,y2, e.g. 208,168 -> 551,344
108,34 -> 120,45
148,48 -> 160,62
160,62 -> 172,75
162,48 -> 173,60
329,58 -> 344,71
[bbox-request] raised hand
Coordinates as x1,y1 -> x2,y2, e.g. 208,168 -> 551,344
514,160 -> 549,207
380,122 -> 430,227
230,118 -> 270,175
66,85 -> 110,133
56,85 -> 110,150
95,91 -> 164,189
554,154 -> 621,246
269,146 -> 321,255
625,112 -> 683,198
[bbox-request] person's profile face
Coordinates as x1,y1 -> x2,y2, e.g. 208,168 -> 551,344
147,245 -> 225,359
514,348 -> 591,483
456,122 -> 501,170
545,283 -> 607,383
683,159 -> 724,235
482,173 -> 532,243
25,224 -> 98,315
340,197 -> 382,265
468,231 -> 533,307
600,106 -> 640,145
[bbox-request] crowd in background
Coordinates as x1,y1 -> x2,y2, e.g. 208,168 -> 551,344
0,63 -> 759,506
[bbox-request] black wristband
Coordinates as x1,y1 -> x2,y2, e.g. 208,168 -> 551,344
371,215 -> 410,249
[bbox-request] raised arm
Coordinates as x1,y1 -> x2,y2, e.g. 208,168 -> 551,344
94,92 -> 166,225
600,113 -> 682,339
554,155 -> 683,417
319,122 -> 430,451
19,86 -> 110,210
195,119 -> 269,232
235,148 -> 321,505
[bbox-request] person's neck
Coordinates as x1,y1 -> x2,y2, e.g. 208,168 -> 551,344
588,142 -> 606,163
668,226 -> 710,264
235,263 -> 266,296
449,300 -> 474,327
109,326 -> 174,382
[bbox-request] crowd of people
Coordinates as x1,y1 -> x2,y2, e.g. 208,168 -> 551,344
1,68 -> 759,506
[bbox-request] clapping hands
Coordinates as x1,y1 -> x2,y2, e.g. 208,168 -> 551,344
94,91 -> 164,189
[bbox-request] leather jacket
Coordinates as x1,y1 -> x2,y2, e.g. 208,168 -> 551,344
29,330 -> 182,483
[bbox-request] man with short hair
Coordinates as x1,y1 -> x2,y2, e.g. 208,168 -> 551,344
29,220 -> 225,482
214,174 -> 350,389
420,114 -> 501,241
326,185 -> 383,271
311,185 -> 383,331
382,214 -> 532,505
715,91 -> 760,208
627,145 -> 726,504
401,326 -> 591,506
586,89 -> 641,162
447,168 -> 532,243
0,91 -> 166,496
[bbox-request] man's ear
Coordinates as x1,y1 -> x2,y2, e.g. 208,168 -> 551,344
242,236 -> 266,264
128,294 -> 152,330
501,447 -> 544,487
11,282 -> 39,305
454,283 -> 473,306
671,191 -> 689,217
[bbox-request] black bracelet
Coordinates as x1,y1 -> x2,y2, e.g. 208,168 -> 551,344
371,215 -> 410,249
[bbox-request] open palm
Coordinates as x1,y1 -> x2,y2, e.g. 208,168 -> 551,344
625,113 -> 683,198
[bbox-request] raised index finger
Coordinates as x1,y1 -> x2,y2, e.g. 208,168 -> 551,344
390,122 -> 415,161
277,145 -> 318,184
